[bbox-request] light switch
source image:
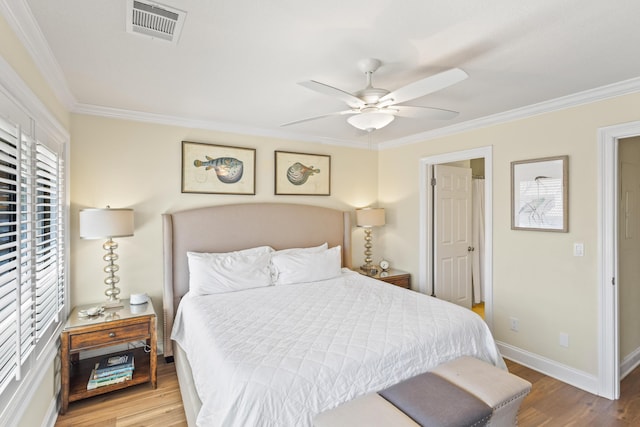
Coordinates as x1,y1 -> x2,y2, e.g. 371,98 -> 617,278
573,243 -> 584,257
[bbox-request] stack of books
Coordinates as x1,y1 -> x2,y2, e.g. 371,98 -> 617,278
87,351 -> 135,390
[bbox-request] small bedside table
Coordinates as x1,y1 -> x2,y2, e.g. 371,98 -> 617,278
361,268 -> 411,289
60,299 -> 157,414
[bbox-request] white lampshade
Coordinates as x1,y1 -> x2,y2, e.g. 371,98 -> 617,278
79,208 -> 134,239
347,112 -> 395,131
356,208 -> 386,228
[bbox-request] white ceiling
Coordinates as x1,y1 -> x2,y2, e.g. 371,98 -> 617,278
11,0 -> 640,147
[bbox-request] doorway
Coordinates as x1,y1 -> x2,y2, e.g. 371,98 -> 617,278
419,146 -> 493,329
598,120 -> 640,400
618,137 -> 640,381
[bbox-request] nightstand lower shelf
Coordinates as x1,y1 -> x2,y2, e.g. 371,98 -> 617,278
67,347 -> 151,403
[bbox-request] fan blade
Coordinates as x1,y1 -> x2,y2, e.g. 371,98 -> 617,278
379,68 -> 468,106
281,110 -> 357,127
298,80 -> 364,107
391,105 -> 459,120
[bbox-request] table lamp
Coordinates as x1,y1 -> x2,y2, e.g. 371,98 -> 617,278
356,207 -> 385,273
79,206 -> 134,308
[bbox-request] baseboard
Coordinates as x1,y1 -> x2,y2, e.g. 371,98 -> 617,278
621,346 -> 640,379
497,341 -> 601,396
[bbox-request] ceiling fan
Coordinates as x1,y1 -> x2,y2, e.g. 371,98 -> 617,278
282,58 -> 468,132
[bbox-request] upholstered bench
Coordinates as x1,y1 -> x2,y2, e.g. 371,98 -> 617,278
314,356 -> 531,427
430,356 -> 531,426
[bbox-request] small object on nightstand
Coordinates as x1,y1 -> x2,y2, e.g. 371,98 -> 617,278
77,306 -> 105,318
379,259 -> 390,271
363,266 -> 379,276
130,293 -> 149,305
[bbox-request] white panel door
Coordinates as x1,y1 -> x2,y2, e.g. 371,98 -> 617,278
434,164 -> 472,308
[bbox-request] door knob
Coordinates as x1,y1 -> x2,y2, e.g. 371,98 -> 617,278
468,246 -> 475,252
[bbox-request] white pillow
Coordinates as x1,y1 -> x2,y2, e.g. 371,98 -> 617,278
187,246 -> 274,295
273,242 -> 328,255
271,245 -> 342,285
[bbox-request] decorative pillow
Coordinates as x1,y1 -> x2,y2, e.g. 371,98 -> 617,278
187,246 -> 274,295
271,245 -> 342,285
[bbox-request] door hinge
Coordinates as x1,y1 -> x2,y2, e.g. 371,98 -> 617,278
612,277 -> 616,286
431,177 -> 436,186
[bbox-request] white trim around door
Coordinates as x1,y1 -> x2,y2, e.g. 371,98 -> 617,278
597,120 -> 640,400
419,146 -> 494,330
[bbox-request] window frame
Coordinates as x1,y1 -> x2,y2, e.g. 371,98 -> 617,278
0,56 -> 69,425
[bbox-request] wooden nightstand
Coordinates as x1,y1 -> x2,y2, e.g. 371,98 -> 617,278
360,268 -> 411,289
60,299 -> 157,414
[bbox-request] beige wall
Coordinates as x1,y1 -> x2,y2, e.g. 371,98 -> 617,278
379,92 -> 640,375
70,114 -> 379,345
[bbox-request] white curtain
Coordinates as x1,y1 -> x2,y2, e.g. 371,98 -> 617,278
472,178 -> 485,303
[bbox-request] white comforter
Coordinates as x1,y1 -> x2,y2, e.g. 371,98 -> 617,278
172,269 -> 504,427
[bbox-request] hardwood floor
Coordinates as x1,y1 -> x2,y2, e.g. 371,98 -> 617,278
472,302 -> 485,318
507,359 -> 640,426
56,357 -> 640,426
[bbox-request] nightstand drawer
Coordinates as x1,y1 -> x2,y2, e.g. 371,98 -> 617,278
356,268 -> 411,289
69,322 -> 150,351
380,274 -> 410,288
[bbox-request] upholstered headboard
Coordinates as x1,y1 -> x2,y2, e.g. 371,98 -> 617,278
162,203 -> 352,359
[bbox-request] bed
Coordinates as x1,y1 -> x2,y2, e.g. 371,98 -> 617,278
162,203 -> 504,427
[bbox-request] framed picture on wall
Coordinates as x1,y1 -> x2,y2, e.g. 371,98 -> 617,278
511,155 -> 568,232
182,141 -> 256,195
274,151 -> 330,195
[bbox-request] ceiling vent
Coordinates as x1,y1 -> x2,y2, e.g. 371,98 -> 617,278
126,0 -> 186,44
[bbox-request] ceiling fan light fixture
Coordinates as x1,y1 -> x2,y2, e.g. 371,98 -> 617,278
347,112 -> 395,132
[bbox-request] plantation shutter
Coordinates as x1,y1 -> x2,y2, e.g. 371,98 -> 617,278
34,143 -> 62,338
0,92 -> 66,398
0,114 -> 20,394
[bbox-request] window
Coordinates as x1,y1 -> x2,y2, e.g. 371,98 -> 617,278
0,87 -> 66,411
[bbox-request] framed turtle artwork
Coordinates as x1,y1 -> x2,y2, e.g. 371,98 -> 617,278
275,151 -> 331,195
182,141 -> 256,195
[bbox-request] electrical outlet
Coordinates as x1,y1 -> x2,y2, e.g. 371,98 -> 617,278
560,332 -> 569,347
573,243 -> 584,256
510,317 -> 519,332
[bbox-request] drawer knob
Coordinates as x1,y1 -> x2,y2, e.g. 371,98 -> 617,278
109,332 -> 116,337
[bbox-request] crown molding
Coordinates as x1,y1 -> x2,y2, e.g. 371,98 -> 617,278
379,77 -> 640,150
0,54 -> 69,142
75,76 -> 640,152
72,103 -> 366,149
0,0 -> 76,109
